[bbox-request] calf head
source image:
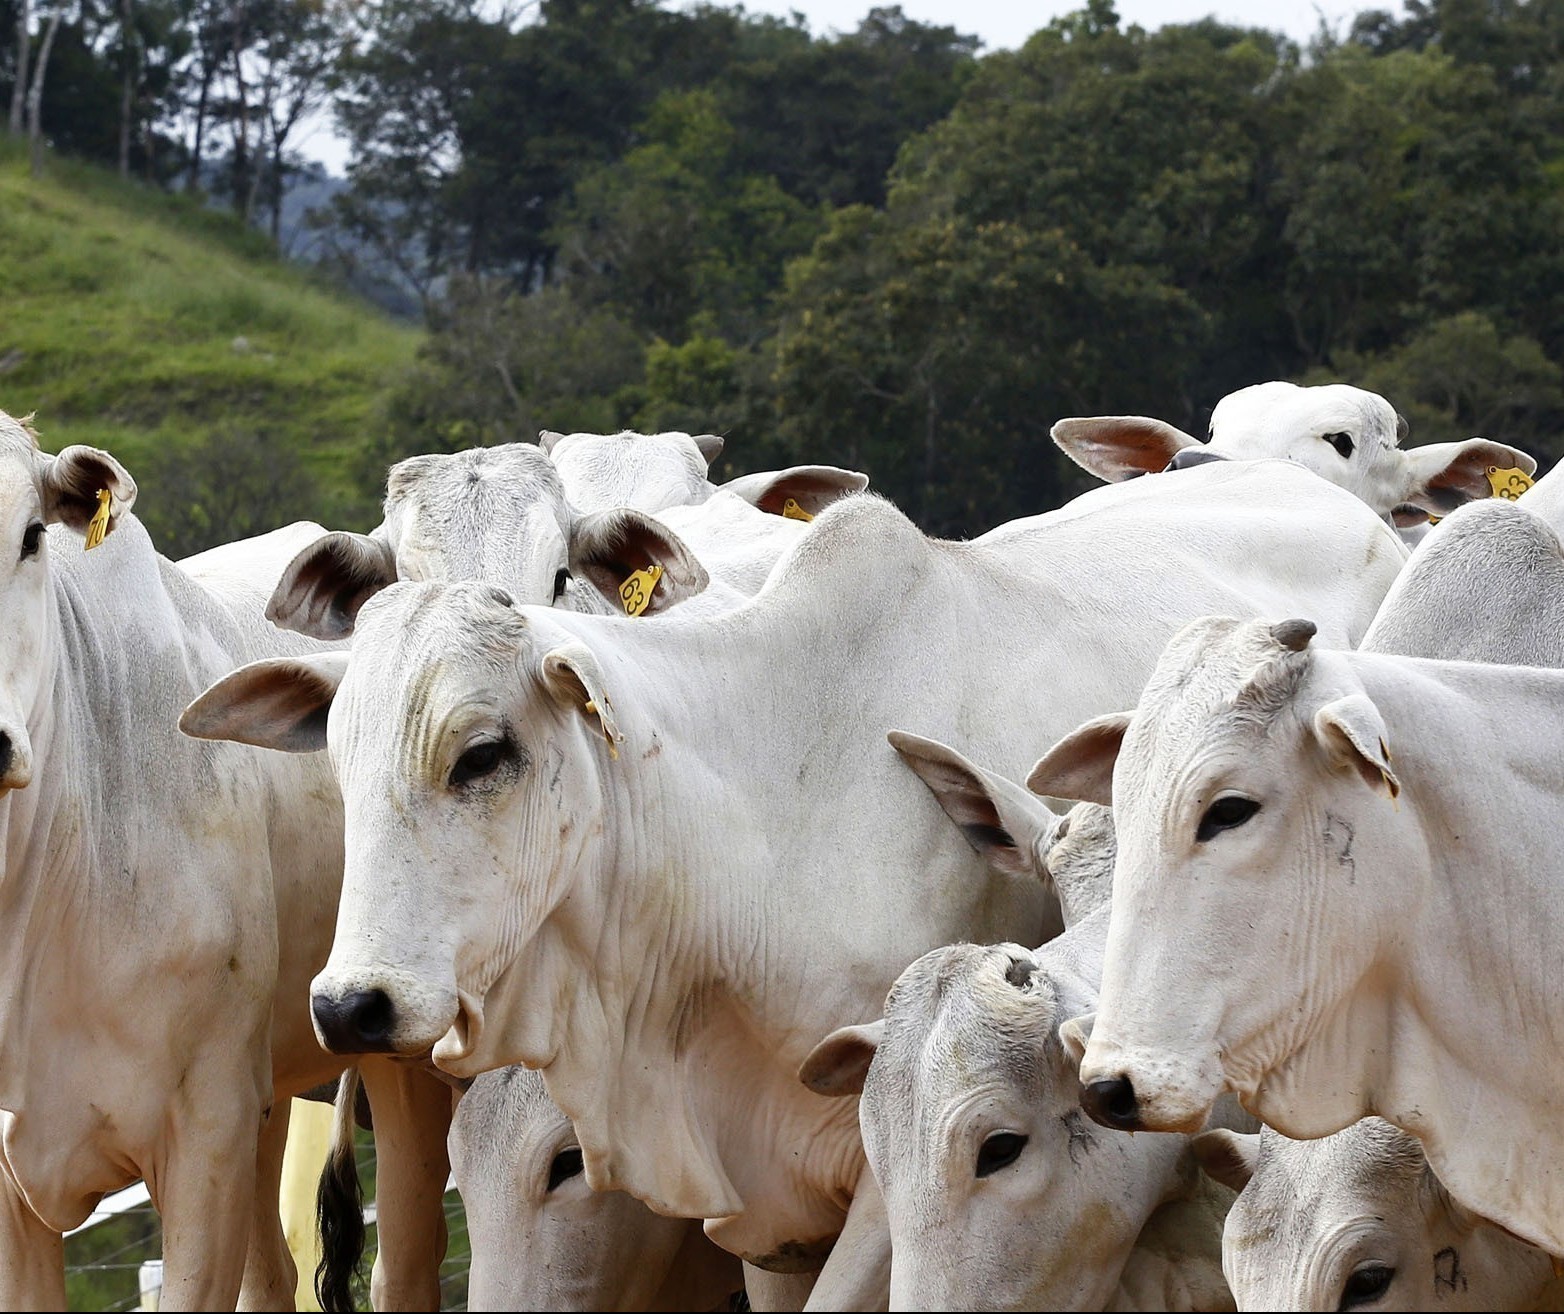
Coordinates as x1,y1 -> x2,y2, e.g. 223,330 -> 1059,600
268,444 -> 708,637
452,1065 -> 709,1311
1030,616 -> 1408,1139
802,929 -> 1190,1311
184,580 -> 624,1064
1196,1120 -> 1558,1311
0,412 -> 135,790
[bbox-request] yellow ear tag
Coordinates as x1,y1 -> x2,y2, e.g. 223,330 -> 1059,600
781,497 -> 814,522
84,488 -> 112,550
618,564 -> 662,618
1487,465 -> 1534,501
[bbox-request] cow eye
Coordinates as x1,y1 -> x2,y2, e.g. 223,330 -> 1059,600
1324,431 -> 1355,458
20,522 -> 43,561
449,738 -> 512,788
975,1131 -> 1028,1178
1338,1263 -> 1394,1309
1196,796 -> 1260,842
547,1146 -> 584,1192
552,567 -> 571,602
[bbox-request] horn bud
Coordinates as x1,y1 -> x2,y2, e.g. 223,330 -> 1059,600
1271,618 -> 1317,652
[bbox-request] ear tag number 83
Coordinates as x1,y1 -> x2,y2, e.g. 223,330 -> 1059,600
1488,465 -> 1534,501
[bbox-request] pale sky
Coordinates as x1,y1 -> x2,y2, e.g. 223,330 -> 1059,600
294,0 -> 1399,172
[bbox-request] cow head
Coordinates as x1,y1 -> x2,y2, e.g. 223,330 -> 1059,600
801,927 -> 1191,1310
267,444 -> 709,638
1052,382 -> 1536,526
452,1065 -> 726,1309
184,581 -> 625,1063
0,413 -> 135,791
1029,615 -> 1409,1139
540,428 -> 723,514
1197,1120 -> 1558,1311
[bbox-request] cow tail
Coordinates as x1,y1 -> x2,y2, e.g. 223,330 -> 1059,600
315,1066 -> 367,1314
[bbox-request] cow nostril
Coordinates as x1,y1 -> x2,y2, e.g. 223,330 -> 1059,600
312,988 -> 398,1054
1080,1075 -> 1143,1131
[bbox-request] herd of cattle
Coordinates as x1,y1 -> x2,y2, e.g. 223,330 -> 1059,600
3,378 -> 1562,1312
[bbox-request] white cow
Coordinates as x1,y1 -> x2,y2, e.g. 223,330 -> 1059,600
1358,468 -> 1564,664
1052,381 -> 1535,531
805,740 -> 1235,1311
451,1065 -> 743,1312
1030,614 -> 1564,1258
1194,1120 -> 1564,1311
267,439 -> 866,637
0,414 -> 435,1309
181,460 -> 1402,1300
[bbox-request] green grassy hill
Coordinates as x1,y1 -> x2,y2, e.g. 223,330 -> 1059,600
0,142 -> 417,555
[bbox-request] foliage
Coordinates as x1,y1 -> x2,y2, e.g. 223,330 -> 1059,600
0,137 -> 414,550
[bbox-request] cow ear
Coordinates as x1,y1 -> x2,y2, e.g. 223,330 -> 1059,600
889,730 -> 1061,882
1051,416 -> 1198,483
1059,1012 -> 1095,1066
1027,712 -> 1132,806
569,508 -> 709,616
267,531 -> 398,639
1313,694 -> 1400,799
538,430 -> 567,455
798,1021 -> 884,1098
1398,439 -> 1538,517
540,641 -> 625,758
179,653 -> 349,753
41,445 -> 138,536
1191,1129 -> 1259,1193
691,433 -> 724,466
721,465 -> 869,517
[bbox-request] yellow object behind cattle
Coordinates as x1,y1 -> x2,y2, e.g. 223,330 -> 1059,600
280,1097 -> 336,1312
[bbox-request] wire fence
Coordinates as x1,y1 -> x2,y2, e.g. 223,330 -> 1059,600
62,1134 -> 470,1313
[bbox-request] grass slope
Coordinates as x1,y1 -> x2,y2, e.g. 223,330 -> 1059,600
0,141 -> 416,553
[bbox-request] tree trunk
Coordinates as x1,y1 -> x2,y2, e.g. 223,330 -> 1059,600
117,0 -> 134,177
10,0 -> 30,135
188,59 -> 211,191
26,8 -> 61,178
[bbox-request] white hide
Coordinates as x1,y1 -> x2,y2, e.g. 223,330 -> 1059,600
1359,461 -> 1564,665
184,459 -> 1402,1273
1033,615 -> 1564,1258
1197,1120 -> 1564,1312
541,428 -> 722,513
451,1066 -> 742,1312
0,418 -> 378,1309
1052,381 -> 1535,530
806,744 -> 1233,1312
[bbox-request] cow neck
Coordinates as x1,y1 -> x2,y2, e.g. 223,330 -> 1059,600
480,525 -> 1048,1255
1255,652 -> 1564,1259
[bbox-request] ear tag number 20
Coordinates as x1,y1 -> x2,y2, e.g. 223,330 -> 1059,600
619,564 -> 663,617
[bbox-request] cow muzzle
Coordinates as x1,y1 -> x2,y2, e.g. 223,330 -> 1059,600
0,723 -> 34,792
1078,1041 -> 1222,1135
309,965 -> 458,1056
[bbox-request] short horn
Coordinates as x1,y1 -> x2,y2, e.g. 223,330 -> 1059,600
1271,619 -> 1317,652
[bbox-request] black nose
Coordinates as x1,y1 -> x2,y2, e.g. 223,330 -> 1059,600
1080,1075 -> 1144,1131
312,989 -> 397,1053
0,732 -> 11,778
1164,447 -> 1229,472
